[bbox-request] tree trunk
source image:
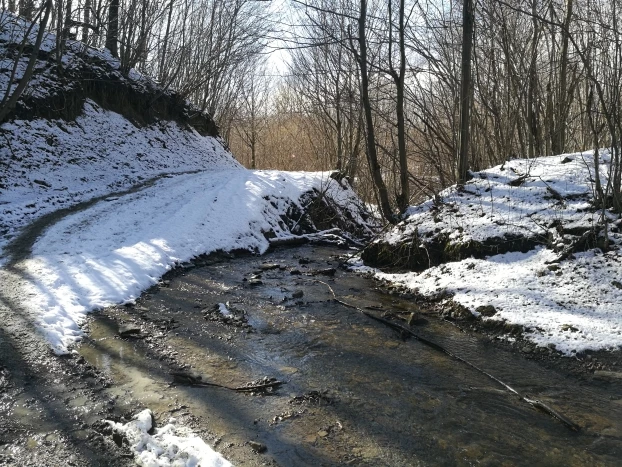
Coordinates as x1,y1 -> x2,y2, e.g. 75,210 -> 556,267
457,0 -> 474,184
105,0 -> 119,58
62,0 -> 72,39
527,1 -> 539,158
82,0 -> 91,44
355,0 -> 395,223
552,0 -> 574,156
159,0 -> 174,82
395,0 -> 409,212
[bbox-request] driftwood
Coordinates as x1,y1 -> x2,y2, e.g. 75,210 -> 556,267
314,280 -> 581,432
170,372 -> 284,393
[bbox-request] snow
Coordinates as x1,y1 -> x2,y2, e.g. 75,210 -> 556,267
0,100 -> 238,250
0,102 -> 365,467
107,409 -> 232,467
10,167 -> 359,354
0,11 -> 374,467
1,10 -> 372,356
357,151 -> 622,355
385,153 -> 602,246
217,303 -> 232,318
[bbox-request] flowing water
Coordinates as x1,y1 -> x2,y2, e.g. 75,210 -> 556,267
79,245 -> 622,466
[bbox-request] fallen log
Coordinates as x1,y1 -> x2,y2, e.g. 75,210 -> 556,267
269,229 -> 365,249
313,280 -> 580,432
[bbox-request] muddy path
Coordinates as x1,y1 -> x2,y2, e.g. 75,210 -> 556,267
0,268 -> 136,466
3,170 -> 202,266
63,245 -> 622,466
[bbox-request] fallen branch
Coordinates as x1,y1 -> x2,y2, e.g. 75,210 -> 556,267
269,228 -> 365,249
313,280 -> 580,432
551,228 -> 598,263
170,372 -> 284,393
233,381 -> 284,392
268,236 -> 310,247
508,174 -> 529,186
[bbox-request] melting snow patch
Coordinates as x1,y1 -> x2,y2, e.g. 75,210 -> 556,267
218,303 -> 232,318
107,409 -> 232,467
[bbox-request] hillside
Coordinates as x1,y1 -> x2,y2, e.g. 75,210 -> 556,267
1,10 -> 229,248
0,10 -> 375,354
357,151 -> 622,355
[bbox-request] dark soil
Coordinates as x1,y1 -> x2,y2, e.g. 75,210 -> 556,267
4,40 -> 218,136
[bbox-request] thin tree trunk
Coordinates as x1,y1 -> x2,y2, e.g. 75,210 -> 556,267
395,0 -> 409,212
82,0 -> 91,44
355,0 -> 395,223
527,0 -> 539,158
458,0 -> 474,184
159,0 -> 174,82
105,0 -> 118,57
552,0 -> 574,155
63,0 -> 72,39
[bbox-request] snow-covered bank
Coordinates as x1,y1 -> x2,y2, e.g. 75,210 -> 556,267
0,100 -> 237,254
357,151 -> 622,355
9,168 -> 370,353
0,8 -> 375,357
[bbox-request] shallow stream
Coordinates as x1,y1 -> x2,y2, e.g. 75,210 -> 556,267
79,245 -> 622,466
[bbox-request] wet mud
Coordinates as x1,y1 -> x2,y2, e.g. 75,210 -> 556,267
68,245 -> 622,466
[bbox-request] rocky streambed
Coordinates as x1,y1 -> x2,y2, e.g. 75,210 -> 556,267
1,245 -> 622,466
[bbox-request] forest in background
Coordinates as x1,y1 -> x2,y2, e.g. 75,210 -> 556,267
2,0 -> 622,222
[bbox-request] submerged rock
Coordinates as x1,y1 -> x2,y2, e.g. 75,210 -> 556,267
118,323 -> 141,337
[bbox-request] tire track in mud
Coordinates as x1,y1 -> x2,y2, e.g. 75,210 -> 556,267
0,171 -> 203,465
4,170 -> 202,266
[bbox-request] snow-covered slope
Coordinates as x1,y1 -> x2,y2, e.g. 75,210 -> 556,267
1,10 -> 375,356
357,151 -> 622,355
9,168 -> 370,353
0,100 -> 238,249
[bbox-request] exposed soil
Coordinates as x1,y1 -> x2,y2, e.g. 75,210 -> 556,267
6,42 -> 218,136
0,267 -> 136,466
361,232 -> 542,272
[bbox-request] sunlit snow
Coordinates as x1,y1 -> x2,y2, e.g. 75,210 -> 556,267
356,151 -> 622,355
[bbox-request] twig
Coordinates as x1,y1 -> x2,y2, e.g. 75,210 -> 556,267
233,381 -> 284,392
550,228 -> 598,263
313,280 -> 581,432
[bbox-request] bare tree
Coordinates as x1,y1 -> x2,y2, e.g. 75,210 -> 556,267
0,0 -> 54,123
232,62 -> 272,169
